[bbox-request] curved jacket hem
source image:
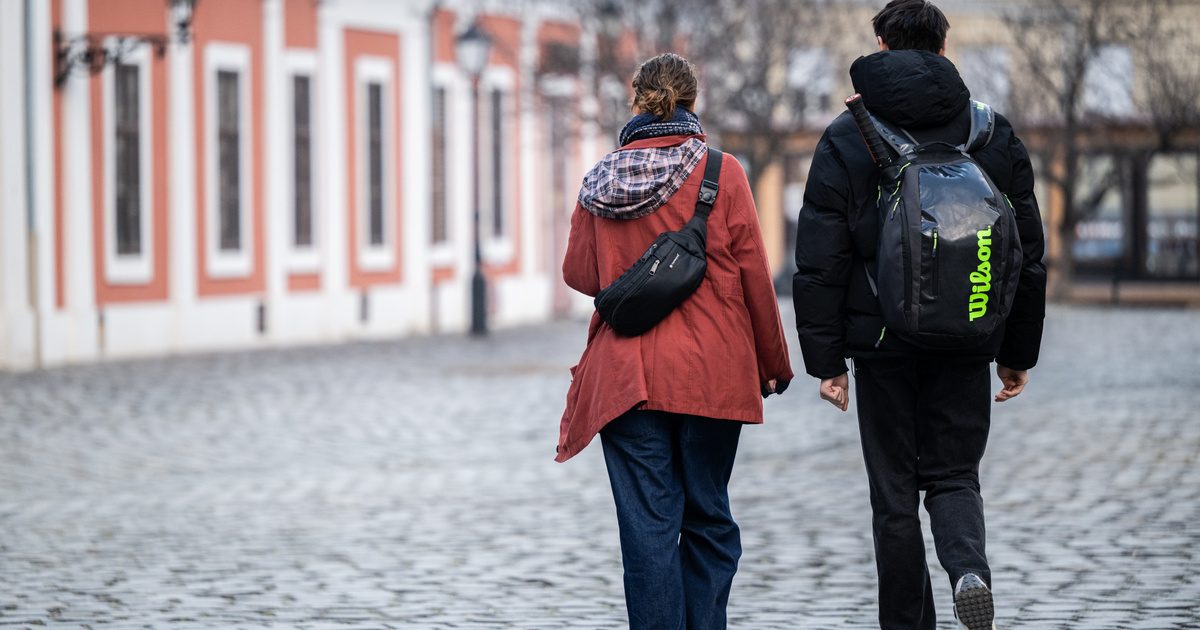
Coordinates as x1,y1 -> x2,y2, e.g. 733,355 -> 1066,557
642,399 -> 763,424
555,396 -> 647,463
554,396 -> 763,463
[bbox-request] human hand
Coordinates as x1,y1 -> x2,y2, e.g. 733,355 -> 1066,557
819,373 -> 850,412
995,365 -> 1028,402
762,378 -> 791,398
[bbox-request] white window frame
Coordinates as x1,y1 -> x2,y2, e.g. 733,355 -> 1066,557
480,66 -> 515,264
430,64 -> 461,267
204,42 -> 254,278
102,40 -> 154,285
284,50 -> 320,273
354,55 -> 396,272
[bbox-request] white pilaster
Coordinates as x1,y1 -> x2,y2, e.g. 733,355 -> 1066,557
402,11 -> 434,333
0,0 -> 36,369
263,0 -> 287,340
318,2 -> 351,333
62,0 -> 99,361
517,13 -> 545,314
168,0 -> 198,346
28,0 -> 56,363
578,23 -> 600,173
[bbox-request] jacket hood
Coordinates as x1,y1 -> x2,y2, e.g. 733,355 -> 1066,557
850,50 -> 970,128
578,137 -> 707,219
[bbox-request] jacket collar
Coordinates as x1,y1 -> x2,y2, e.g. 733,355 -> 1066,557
619,134 -> 707,151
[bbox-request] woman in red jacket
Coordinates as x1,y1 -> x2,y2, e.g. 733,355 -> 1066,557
557,53 -> 793,629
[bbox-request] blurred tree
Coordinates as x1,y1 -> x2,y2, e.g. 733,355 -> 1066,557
1005,0 -> 1200,292
1138,4 -> 1200,150
580,0 -> 845,194
1131,3 -> 1200,281
578,0 -> 683,141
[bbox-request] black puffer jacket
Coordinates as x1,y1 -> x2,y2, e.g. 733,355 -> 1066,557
792,50 -> 1047,379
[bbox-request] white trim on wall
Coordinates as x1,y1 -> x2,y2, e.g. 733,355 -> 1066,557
167,0 -> 198,308
283,50 -> 320,273
354,55 -> 396,272
203,42 -> 254,279
537,73 -> 578,280
335,0 -> 433,28
429,63 -> 460,267
0,0 -> 38,368
480,64 -> 515,264
101,41 -> 154,285
538,74 -> 577,99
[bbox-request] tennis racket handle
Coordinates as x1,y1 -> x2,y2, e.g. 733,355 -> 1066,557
845,94 -> 894,169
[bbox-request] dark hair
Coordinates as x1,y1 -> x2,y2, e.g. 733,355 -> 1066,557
872,0 -> 949,53
631,53 -> 698,119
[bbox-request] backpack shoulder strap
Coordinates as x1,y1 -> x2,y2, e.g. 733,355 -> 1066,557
694,148 -> 724,220
868,114 -> 919,160
963,100 -> 996,153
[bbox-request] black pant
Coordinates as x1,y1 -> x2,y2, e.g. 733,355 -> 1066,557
852,357 -> 992,630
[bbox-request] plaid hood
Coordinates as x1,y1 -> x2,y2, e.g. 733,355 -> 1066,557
578,137 -> 707,219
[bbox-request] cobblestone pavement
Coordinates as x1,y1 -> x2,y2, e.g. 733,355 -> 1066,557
1,305 -> 1198,629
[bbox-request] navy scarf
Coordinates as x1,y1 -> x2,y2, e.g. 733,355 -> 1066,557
618,108 -> 704,147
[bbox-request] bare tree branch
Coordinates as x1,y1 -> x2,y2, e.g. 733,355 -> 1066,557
1002,0 -> 1200,290
580,0 -> 845,192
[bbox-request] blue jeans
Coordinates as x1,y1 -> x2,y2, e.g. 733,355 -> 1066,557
600,409 -> 743,630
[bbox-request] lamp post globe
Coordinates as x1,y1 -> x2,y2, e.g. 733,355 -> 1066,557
455,22 -> 491,79
169,0 -> 197,44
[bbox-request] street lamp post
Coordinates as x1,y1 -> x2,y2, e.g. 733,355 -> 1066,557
456,21 -> 492,337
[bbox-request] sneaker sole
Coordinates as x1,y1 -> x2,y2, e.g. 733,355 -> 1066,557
954,583 -> 994,630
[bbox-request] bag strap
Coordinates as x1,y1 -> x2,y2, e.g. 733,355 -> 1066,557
867,101 -> 995,157
694,148 -> 724,221
962,100 -> 995,153
868,115 -> 919,161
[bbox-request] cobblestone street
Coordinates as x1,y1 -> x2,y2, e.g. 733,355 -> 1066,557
1,305 -> 1198,629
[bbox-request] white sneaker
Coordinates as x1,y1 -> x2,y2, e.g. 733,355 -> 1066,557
953,573 -> 996,630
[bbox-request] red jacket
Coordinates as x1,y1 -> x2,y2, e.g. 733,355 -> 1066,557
556,135 -> 793,462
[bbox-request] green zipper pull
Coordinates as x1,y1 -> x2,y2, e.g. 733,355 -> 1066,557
875,326 -> 887,348
932,228 -> 939,258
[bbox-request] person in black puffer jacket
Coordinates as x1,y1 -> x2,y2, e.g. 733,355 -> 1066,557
792,2 -> 1047,629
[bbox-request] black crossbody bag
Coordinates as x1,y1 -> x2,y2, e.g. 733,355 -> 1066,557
594,148 -> 723,336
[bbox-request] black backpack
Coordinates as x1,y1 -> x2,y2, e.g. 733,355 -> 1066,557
847,97 -> 1021,349
594,148 -> 723,336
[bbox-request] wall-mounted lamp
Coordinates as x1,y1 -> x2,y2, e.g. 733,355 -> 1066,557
54,0 -> 197,88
